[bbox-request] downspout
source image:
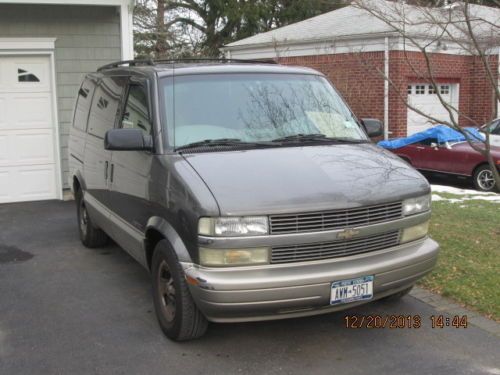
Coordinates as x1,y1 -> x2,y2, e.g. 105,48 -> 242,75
497,49 -> 499,118
384,36 -> 390,140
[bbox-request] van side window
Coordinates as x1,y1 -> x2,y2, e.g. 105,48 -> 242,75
88,77 -> 127,139
73,77 -> 97,131
121,85 -> 152,135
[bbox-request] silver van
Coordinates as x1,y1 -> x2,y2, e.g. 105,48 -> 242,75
68,59 -> 439,341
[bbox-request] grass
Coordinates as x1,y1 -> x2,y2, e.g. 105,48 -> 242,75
419,196 -> 500,321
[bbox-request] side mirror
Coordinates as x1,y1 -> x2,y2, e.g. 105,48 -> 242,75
361,118 -> 384,138
104,128 -> 153,151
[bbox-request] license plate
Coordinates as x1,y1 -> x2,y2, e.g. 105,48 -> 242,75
330,276 -> 374,305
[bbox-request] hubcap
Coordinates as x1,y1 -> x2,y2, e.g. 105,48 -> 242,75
157,260 -> 176,322
79,200 -> 88,237
477,169 -> 495,191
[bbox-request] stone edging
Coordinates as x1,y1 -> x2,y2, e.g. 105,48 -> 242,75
410,286 -> 500,337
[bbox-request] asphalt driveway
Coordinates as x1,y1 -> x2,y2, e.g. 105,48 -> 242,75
0,201 -> 499,375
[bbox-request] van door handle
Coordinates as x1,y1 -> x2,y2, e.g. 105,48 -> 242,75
110,164 -> 114,183
104,161 -> 109,180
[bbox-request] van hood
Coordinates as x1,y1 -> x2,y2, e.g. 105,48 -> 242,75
182,144 -> 430,216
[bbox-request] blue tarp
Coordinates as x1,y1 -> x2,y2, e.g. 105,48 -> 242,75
378,125 -> 484,149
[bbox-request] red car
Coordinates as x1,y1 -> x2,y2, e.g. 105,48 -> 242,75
390,138 -> 500,192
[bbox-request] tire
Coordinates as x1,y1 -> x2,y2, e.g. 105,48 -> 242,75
382,286 -> 413,301
473,165 -> 497,192
151,240 -> 208,341
75,189 -> 108,248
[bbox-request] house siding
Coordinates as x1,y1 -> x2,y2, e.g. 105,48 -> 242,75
279,52 -> 498,137
0,4 -> 121,188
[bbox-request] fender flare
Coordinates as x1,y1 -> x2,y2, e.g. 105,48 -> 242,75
145,216 -> 193,263
72,170 -> 87,193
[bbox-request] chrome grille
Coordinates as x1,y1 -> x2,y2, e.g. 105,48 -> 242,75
271,231 -> 400,264
269,202 -> 403,235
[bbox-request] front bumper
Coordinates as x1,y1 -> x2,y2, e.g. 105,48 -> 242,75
184,237 -> 439,323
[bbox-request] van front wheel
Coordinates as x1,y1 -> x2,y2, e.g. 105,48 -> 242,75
151,240 -> 208,341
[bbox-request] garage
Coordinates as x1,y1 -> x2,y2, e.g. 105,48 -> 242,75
406,83 -> 459,136
0,0 -> 135,204
0,55 -> 60,203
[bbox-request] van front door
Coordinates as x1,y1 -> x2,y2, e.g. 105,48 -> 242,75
108,79 -> 154,266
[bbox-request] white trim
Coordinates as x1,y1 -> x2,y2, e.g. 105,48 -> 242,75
224,35 -> 486,59
0,38 -> 56,51
0,0 -> 131,5
384,37 -> 389,140
0,40 -> 63,200
120,3 -> 134,59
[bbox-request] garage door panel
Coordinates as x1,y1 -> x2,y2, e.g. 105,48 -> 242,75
18,166 -> 56,198
0,94 -> 52,130
0,130 -> 54,166
0,55 -> 57,203
16,131 -> 55,164
0,56 -> 50,93
407,83 -> 458,136
0,165 -> 57,203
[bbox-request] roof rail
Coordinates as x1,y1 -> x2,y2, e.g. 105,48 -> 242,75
154,58 -> 278,65
97,59 -> 155,72
97,57 -> 277,71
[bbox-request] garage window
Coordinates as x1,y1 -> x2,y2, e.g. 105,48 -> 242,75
428,85 -> 437,94
18,68 -> 40,83
415,85 -> 425,94
440,85 -> 450,95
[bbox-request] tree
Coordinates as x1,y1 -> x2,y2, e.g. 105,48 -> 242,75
163,0 -> 343,56
351,0 -> 500,188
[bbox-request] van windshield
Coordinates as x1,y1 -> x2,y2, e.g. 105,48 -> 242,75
161,73 -> 367,149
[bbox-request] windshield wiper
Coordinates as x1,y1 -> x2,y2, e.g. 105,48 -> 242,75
175,138 -> 274,151
271,134 -> 367,144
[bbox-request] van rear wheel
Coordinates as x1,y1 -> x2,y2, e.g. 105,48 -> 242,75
75,190 -> 108,248
151,240 -> 208,341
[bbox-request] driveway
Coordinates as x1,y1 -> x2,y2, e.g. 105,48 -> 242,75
0,201 -> 499,375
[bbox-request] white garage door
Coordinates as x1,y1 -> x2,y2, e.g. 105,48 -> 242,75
407,83 -> 459,136
0,56 -> 58,203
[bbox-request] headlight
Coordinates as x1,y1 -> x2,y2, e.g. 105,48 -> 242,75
402,194 -> 431,216
198,217 -> 268,237
401,221 -> 430,243
199,247 -> 270,267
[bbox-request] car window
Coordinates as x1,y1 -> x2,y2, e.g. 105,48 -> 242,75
87,77 -> 127,139
73,77 -> 97,132
417,138 -> 438,146
490,120 -> 500,135
121,84 -> 152,135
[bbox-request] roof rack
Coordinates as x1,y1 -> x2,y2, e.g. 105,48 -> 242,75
97,58 -> 277,71
97,59 -> 155,72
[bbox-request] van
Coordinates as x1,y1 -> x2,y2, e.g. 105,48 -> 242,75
68,59 -> 439,341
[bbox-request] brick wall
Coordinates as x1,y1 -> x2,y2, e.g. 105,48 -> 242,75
279,53 -> 385,124
279,51 -> 498,138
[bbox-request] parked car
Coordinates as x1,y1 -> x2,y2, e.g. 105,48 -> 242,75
481,119 -> 500,148
379,126 -> 500,192
69,59 -> 439,341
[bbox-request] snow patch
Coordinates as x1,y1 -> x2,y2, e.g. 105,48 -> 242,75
431,184 -> 500,203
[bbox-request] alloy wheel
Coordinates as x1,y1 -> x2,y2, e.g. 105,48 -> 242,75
477,169 -> 495,191
157,260 -> 176,322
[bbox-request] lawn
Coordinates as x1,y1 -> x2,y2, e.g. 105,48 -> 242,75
419,192 -> 500,321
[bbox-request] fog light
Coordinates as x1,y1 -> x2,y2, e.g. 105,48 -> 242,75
199,247 -> 270,267
401,221 -> 430,243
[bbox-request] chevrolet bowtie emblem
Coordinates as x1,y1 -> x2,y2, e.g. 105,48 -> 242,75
337,228 -> 360,240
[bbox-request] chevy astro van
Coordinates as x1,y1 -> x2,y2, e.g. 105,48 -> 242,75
69,59 -> 439,341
